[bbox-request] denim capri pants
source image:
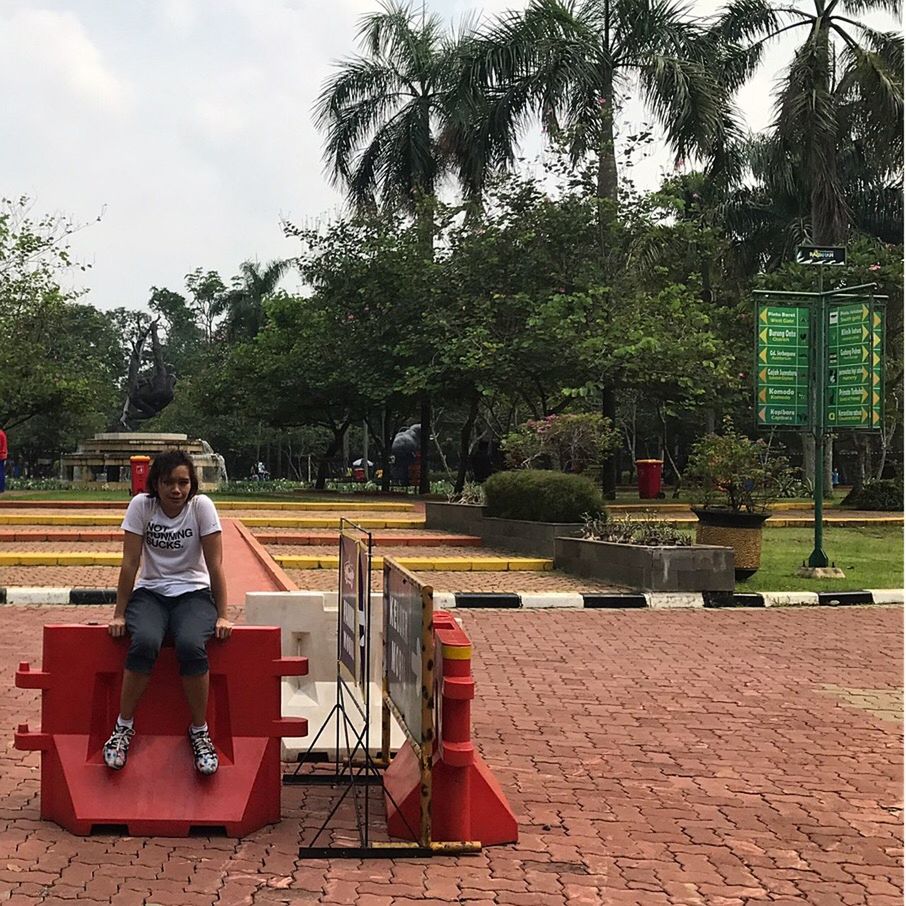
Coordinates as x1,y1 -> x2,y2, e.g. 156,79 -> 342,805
124,587 -> 218,677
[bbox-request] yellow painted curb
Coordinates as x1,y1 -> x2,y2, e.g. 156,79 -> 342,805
241,517 -> 425,529
0,515 -> 124,526
0,552 -> 122,565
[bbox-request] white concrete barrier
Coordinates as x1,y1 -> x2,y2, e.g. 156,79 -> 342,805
244,590 -> 404,760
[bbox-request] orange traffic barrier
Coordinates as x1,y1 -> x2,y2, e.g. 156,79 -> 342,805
15,624 -> 307,836
384,610 -> 517,845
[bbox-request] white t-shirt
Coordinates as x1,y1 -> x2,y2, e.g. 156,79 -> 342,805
121,494 -> 222,596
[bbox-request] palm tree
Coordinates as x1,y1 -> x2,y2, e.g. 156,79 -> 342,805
716,0 -> 903,245
222,259 -> 289,341
315,1 -> 503,222
462,0 -> 727,210
317,1 -> 494,494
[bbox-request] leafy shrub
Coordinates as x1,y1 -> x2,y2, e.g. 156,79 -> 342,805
502,413 -> 620,473
483,470 -> 604,523
6,478 -> 70,491
684,418 -> 792,513
582,512 -> 692,546
214,479 -> 304,496
448,482 -> 486,506
840,478 -> 904,511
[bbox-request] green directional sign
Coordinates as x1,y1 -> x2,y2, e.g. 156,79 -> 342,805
871,308 -> 885,429
755,305 -> 810,427
826,302 -> 873,428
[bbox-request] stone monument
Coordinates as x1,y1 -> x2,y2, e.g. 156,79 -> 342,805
61,434 -> 223,490
61,320 -> 223,489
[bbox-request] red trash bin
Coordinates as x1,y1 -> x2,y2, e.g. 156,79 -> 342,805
635,459 -> 663,499
130,455 -> 151,496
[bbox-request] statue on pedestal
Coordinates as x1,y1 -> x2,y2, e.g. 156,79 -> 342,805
119,321 -> 177,430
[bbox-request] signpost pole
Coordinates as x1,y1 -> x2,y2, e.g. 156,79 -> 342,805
807,268 -> 828,567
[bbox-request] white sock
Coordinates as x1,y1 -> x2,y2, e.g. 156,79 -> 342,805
117,715 -> 134,729
190,723 -> 208,734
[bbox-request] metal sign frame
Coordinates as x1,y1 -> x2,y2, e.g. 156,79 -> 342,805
752,282 -> 885,569
290,535 -> 478,859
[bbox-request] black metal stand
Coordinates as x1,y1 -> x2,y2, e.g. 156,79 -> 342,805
288,521 -> 425,857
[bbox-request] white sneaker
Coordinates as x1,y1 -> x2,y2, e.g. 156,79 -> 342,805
188,726 -> 218,775
103,722 -> 134,770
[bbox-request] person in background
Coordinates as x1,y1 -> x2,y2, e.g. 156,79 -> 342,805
0,427 -> 7,493
104,450 -> 232,774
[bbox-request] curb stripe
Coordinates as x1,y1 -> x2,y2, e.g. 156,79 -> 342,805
453,593 -> 522,609
581,594 -> 647,609
0,587 -> 900,608
70,588 -> 117,605
816,590 -> 875,606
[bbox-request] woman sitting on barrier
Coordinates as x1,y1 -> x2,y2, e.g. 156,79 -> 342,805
104,450 -> 232,774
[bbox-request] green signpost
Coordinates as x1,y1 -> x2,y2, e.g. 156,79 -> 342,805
755,306 -> 810,428
826,303 -> 872,428
871,308 -> 885,430
754,261 -> 886,572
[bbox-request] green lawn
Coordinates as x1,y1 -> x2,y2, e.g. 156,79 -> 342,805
741,525 -> 904,592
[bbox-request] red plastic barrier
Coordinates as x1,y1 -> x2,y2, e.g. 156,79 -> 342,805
14,624 -> 307,837
383,610 -> 517,845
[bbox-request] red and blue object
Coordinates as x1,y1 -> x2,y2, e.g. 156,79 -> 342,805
14,624 -> 307,837
383,610 -> 518,846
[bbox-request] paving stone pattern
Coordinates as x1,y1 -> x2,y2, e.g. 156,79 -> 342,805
0,602 -> 901,905
284,568 -> 627,594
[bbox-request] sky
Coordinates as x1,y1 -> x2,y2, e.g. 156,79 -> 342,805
0,0 -> 894,311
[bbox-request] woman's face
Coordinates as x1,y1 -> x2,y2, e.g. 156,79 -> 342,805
157,464 -> 192,511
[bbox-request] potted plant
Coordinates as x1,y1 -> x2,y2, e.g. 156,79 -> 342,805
684,420 -> 792,579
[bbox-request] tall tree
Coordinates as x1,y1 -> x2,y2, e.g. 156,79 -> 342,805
717,0 -> 903,244
461,0 -> 726,495
316,1 -> 496,492
315,0 -> 497,219
185,268 -> 227,343
221,259 -> 290,341
464,0 -> 725,211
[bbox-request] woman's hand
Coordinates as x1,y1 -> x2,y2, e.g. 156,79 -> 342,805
108,616 -> 126,638
215,618 -> 233,640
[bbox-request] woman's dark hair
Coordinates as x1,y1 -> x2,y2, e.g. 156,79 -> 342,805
146,450 -> 198,500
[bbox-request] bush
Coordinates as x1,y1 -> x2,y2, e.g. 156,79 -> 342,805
214,479 -> 304,496
582,512 -> 692,546
6,478 -> 70,491
684,419 -> 792,513
448,482 -> 486,506
483,470 -> 604,523
501,413 -> 620,473
841,478 -> 904,511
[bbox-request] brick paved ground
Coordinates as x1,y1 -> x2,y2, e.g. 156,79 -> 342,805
1,603 -> 901,905
282,569 -> 626,594
270,544 -> 535,559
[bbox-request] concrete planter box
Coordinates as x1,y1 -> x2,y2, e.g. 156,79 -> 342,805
424,501 -> 485,535
554,537 -> 735,592
424,502 -> 583,557
481,516 -> 584,557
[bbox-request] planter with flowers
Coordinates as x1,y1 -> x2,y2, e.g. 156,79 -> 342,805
683,421 -> 793,580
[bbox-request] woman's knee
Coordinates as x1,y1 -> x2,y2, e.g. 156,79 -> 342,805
174,635 -> 209,676
125,631 -> 162,674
